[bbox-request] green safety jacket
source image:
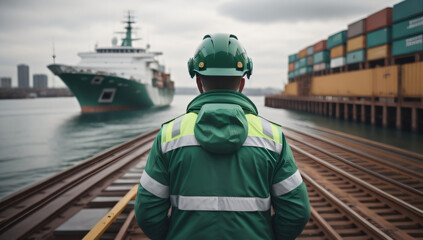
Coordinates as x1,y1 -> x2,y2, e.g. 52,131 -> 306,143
135,90 -> 310,240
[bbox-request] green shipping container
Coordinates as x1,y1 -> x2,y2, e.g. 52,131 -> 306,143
294,61 -> 300,70
313,50 -> 330,64
327,30 -> 347,49
298,57 -> 307,68
367,27 -> 392,48
307,66 -> 313,73
392,34 -> 423,56
294,69 -> 299,77
288,71 -> 295,79
393,0 -> 423,23
346,49 -> 366,64
288,53 -> 298,63
298,67 -> 307,75
393,15 -> 423,40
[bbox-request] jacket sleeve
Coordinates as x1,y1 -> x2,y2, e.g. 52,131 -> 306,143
135,129 -> 170,240
271,133 -> 310,240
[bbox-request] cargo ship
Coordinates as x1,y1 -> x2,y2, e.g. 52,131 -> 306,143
267,0 -> 423,132
48,14 -> 175,113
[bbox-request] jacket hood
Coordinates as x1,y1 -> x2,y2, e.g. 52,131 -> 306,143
188,90 -> 257,154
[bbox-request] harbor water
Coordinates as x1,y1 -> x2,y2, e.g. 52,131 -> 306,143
0,94 -> 422,199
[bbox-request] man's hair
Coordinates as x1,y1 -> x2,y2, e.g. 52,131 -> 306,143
198,74 -> 243,91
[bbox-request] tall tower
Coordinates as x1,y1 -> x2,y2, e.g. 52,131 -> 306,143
17,64 -> 30,88
33,74 -> 48,89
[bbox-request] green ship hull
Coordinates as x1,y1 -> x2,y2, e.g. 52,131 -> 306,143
48,64 -> 174,113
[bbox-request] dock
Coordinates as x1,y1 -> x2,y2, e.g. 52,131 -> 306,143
0,126 -> 422,239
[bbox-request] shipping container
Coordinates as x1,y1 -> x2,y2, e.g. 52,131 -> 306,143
313,50 -> 330,64
346,49 -> 366,64
289,62 -> 295,72
288,54 -> 297,63
330,45 -> 346,58
330,56 -> 346,68
314,40 -> 327,52
393,0 -> 423,23
367,44 -> 391,61
284,82 -> 298,96
347,35 -> 366,52
298,67 -> 307,75
288,71 -> 295,79
366,8 -> 392,32
327,30 -> 347,49
307,56 -> 313,66
348,18 -> 366,38
311,69 -> 373,96
392,15 -> 423,40
311,65 -> 398,97
295,61 -> 300,70
367,27 -> 392,48
298,57 -> 307,68
307,66 -> 313,73
298,48 -> 307,58
392,34 -> 423,56
294,69 -> 299,77
401,61 -> 423,97
373,66 -> 399,97
313,62 -> 330,71
307,46 -> 314,55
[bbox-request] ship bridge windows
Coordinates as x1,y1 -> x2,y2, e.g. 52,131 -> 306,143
98,88 -> 116,103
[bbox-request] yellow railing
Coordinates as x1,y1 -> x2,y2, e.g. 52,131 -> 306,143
83,184 -> 139,240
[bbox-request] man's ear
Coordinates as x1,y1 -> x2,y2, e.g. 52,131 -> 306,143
196,77 -> 204,93
238,78 -> 245,93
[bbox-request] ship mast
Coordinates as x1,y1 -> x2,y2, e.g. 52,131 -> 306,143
121,11 -> 140,47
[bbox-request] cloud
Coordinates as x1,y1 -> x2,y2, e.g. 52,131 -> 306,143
218,0 -> 399,23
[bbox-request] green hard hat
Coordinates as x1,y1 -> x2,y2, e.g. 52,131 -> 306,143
188,33 -> 253,79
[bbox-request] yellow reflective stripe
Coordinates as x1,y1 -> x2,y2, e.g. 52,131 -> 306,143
271,124 -> 281,144
163,113 -> 198,143
179,112 -> 197,137
245,114 -> 263,138
161,123 -> 168,143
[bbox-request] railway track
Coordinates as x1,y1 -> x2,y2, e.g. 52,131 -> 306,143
283,127 -> 423,239
0,126 -> 421,239
0,129 -> 158,239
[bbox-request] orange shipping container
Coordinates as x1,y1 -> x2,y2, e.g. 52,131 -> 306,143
298,48 -> 307,58
314,40 -> 327,52
311,65 -> 398,97
284,82 -> 298,96
367,44 -> 390,61
347,35 -> 366,52
289,62 -> 295,72
401,62 -> 423,97
330,45 -> 346,58
373,66 -> 398,97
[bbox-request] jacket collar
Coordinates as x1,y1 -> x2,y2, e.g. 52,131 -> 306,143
186,90 -> 258,115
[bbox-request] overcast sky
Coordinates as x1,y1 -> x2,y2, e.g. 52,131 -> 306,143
0,0 -> 400,89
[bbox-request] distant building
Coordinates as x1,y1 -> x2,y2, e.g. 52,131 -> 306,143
33,74 -> 48,89
18,64 -> 30,88
1,77 -> 12,88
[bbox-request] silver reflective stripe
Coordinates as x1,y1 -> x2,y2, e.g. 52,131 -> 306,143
140,171 -> 169,198
243,136 -> 282,154
170,195 -> 270,212
261,118 -> 274,139
171,116 -> 183,138
271,170 -> 303,196
162,135 -> 199,154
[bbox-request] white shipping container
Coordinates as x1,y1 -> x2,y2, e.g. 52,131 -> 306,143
313,63 -> 328,71
330,57 -> 346,68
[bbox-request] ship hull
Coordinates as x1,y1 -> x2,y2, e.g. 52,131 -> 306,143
49,65 -> 174,113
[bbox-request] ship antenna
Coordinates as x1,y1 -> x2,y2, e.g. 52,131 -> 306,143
52,41 -> 56,64
120,11 -> 141,47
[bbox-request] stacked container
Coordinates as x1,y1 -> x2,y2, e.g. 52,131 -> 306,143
346,19 -> 367,64
297,47 -> 308,76
366,8 -> 393,61
327,30 -> 348,68
313,40 -> 330,71
288,53 -> 297,79
392,0 -> 423,56
306,45 -> 314,73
